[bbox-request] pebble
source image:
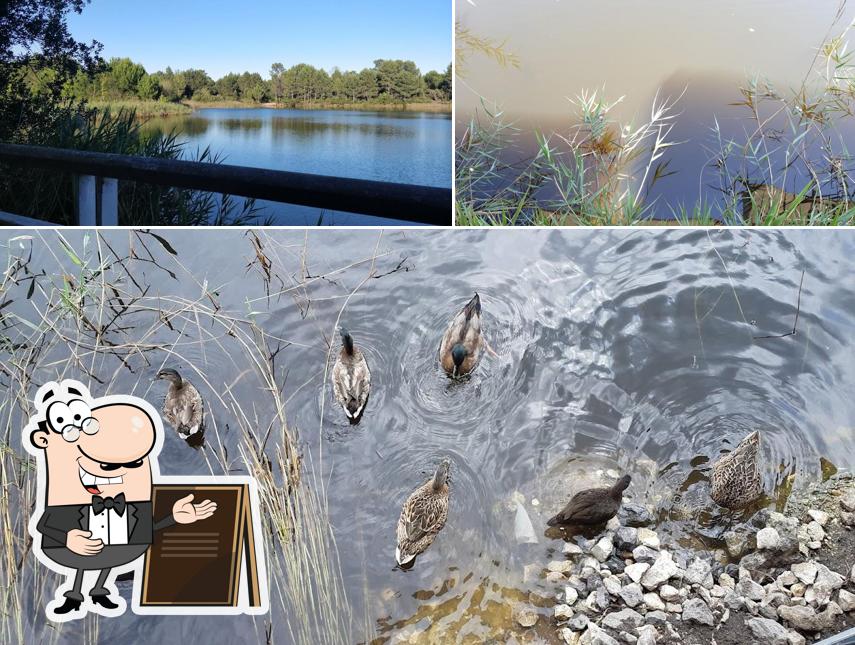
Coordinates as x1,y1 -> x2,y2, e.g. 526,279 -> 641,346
568,614 -> 590,631
659,584 -> 680,602
665,602 -> 682,614
601,608 -> 644,632
839,589 -> 855,612
592,536 -> 614,563
564,542 -> 584,556
637,528 -> 660,550
603,575 -> 622,596
791,562 -> 818,585
850,564 -> 855,585
633,626 -> 656,645
778,602 -> 842,632
514,604 -> 539,627
805,521 -> 825,543
683,557 -> 713,588
682,597 -> 714,626
582,623 -> 619,645
643,592 -> 665,611
624,562 -> 650,584
547,571 -> 566,583
614,527 -> 638,551
806,509 -> 829,526
632,545 -> 659,564
565,586 -> 579,606
640,551 -> 680,590
777,570 -> 797,588
619,583 -> 643,608
724,531 -> 748,557
621,502 -> 653,527
746,616 -> 798,644
757,526 -> 781,550
555,604 -> 574,620
718,572 -> 735,590
840,488 -> 855,512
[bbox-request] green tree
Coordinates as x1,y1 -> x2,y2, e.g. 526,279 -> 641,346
107,57 -> 146,96
373,59 -> 422,102
215,73 -> 241,100
269,62 -> 285,104
136,73 -> 160,100
356,68 -> 379,101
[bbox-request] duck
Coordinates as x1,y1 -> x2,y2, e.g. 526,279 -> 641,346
395,459 -> 451,568
710,430 -> 763,509
156,368 -> 204,442
439,293 -> 483,378
547,474 -> 631,527
332,328 -> 370,422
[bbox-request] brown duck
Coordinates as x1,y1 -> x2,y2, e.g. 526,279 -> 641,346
439,293 -> 483,378
547,474 -> 631,527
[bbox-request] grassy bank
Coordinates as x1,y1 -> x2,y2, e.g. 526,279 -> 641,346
88,99 -> 192,117
184,99 -> 451,113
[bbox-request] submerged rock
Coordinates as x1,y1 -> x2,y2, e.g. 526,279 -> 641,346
514,502 -> 539,545
514,604 -> 539,627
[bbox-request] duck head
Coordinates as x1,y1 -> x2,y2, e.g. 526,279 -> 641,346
339,327 -> 354,355
451,344 -> 467,377
612,474 -> 632,496
432,459 -> 451,491
156,368 -> 183,387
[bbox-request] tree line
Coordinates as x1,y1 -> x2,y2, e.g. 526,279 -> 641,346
67,58 -> 452,105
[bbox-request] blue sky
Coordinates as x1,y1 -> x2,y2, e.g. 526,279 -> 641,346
68,0 -> 451,79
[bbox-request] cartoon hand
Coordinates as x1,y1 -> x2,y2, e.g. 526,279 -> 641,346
66,529 -> 103,555
172,494 -> 217,524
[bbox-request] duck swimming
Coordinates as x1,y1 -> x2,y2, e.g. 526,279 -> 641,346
439,293 -> 483,378
710,430 -> 763,509
547,474 -> 631,527
332,328 -> 370,422
156,368 -> 204,442
395,459 -> 451,568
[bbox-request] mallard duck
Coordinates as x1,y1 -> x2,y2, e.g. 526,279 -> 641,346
547,474 -> 631,527
439,293 -> 483,378
710,430 -> 763,509
395,459 -> 450,567
156,368 -> 204,441
332,328 -> 370,422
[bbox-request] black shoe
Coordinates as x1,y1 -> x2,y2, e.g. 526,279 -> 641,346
54,597 -> 82,614
90,594 -> 119,610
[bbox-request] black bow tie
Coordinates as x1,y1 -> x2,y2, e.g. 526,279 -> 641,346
91,493 -> 126,516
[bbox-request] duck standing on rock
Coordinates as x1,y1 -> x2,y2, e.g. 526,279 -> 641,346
439,293 -> 484,378
332,328 -> 371,422
710,430 -> 763,509
156,368 -> 204,444
395,459 -> 451,568
547,474 -> 631,527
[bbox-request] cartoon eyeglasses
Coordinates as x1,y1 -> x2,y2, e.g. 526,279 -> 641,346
46,399 -> 100,442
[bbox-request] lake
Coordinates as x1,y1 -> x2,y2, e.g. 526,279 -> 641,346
456,0 -> 855,218
3,229 -> 855,643
141,108 -> 452,225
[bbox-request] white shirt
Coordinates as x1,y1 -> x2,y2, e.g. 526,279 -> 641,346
88,505 -> 129,545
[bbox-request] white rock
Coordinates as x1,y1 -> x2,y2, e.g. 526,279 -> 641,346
850,564 -> 855,585
580,623 -> 619,645
777,571 -> 797,588
514,503 -> 539,544
682,598 -> 714,626
624,562 -> 650,584
637,528 -> 660,549
555,604 -> 575,620
565,586 -> 579,606
838,589 -> 855,612
756,526 -> 781,550
619,583 -> 643,608
636,625 -> 658,645
659,585 -> 680,602
684,557 -> 713,588
719,572 -> 736,590
564,542 -> 583,556
806,509 -> 829,526
606,516 -> 620,531
745,616 -> 796,644
514,604 -> 539,627
601,608 -> 644,632
643,592 -> 665,611
791,562 -> 818,585
591,536 -> 614,563
561,627 -> 580,645
840,488 -> 855,512
640,551 -> 680,590
665,602 -> 682,613
548,571 -> 567,583
603,576 -> 622,596
805,521 -> 825,543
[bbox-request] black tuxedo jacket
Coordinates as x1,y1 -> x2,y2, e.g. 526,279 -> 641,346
36,501 -> 175,549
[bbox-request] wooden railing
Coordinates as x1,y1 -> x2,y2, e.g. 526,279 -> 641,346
0,143 -> 451,226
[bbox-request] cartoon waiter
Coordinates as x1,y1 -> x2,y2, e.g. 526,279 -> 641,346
24,379 -> 217,621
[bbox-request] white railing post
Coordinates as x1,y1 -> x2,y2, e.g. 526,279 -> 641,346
100,178 -> 118,226
77,175 -> 96,226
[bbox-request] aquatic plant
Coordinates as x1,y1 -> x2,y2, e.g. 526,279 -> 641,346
0,230 -> 390,644
0,107 -> 270,226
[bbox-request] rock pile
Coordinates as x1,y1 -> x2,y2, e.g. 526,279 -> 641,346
525,480 -> 855,644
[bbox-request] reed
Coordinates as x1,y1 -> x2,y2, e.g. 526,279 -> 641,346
0,229 -> 403,644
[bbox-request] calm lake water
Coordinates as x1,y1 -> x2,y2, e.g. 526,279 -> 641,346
457,0 -> 855,215
141,108 -> 452,225
4,229 -> 855,644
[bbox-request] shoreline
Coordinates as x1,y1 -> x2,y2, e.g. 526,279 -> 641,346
182,99 -> 451,113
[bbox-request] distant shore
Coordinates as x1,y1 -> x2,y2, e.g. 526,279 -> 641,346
88,99 -> 451,118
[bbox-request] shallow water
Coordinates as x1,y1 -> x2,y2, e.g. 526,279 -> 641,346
141,108 -> 452,225
456,0 -> 855,214
3,228 -> 855,643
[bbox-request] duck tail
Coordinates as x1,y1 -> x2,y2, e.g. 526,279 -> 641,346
340,328 -> 355,356
395,546 -> 416,567
464,293 -> 481,320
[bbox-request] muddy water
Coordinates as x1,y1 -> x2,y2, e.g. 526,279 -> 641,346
456,0 -> 855,212
4,229 -> 855,643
